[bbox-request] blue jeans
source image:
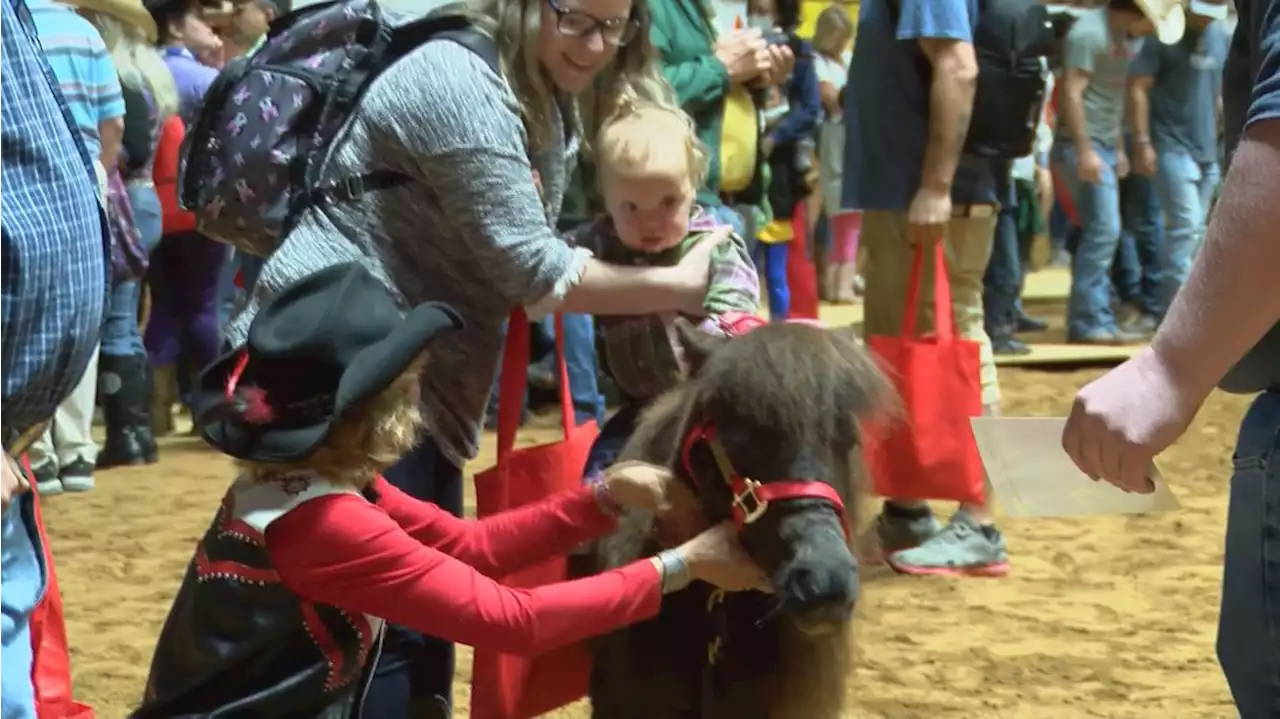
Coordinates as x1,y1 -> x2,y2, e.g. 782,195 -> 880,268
102,186 -> 163,356
1217,389 -> 1280,718
1153,150 -> 1219,316
1054,142 -> 1123,338
2,494 -> 46,719
582,402 -> 643,481
1113,169 -> 1164,318
983,170 -> 1021,331
362,435 -> 464,715
216,250 -> 264,330
486,314 -> 604,426
707,204 -> 752,260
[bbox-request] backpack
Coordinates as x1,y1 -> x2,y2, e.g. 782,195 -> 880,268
890,0 -> 1056,160
177,0 -> 497,257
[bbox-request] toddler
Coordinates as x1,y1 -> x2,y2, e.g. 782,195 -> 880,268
572,98 -> 761,478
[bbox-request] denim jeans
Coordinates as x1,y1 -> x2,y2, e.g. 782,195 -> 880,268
1217,389 -> 1280,718
1153,150 -> 1219,316
1054,142 -> 1123,338
486,313 -> 604,426
707,204 -> 752,260
102,185 -> 163,356
217,250 -> 265,330
1,493 -> 46,719
362,435 -> 464,715
983,170 -> 1021,332
1113,169 -> 1164,318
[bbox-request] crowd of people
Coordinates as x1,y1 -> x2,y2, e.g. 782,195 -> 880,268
2,0 -> 1278,717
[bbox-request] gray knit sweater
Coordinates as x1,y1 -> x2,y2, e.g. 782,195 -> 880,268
224,38 -> 592,468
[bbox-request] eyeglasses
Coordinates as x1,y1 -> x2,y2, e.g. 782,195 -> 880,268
545,0 -> 640,48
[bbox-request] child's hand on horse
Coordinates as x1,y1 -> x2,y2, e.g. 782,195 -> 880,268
675,521 -> 773,593
603,460 -> 707,545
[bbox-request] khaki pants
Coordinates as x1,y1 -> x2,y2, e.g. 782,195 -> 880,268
861,211 -> 1000,407
28,348 -> 100,470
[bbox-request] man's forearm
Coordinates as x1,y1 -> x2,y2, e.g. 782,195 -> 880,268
919,43 -> 977,192
1063,86 -> 1092,152
1128,85 -> 1152,141
1151,122 -> 1280,400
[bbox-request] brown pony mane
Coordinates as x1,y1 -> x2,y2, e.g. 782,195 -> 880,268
597,322 -> 891,718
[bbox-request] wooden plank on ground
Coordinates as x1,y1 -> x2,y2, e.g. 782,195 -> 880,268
995,342 -> 1139,367
1022,267 -> 1070,304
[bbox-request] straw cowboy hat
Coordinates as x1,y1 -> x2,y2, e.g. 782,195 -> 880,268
65,0 -> 158,42
1134,0 -> 1187,45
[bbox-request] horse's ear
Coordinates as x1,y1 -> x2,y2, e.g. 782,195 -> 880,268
674,316 -> 729,375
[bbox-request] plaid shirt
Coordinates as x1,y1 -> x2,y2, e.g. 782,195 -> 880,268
1,0 -> 110,439
571,208 -> 760,401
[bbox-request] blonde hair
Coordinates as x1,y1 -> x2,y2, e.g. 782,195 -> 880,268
459,0 -> 669,151
239,359 -> 427,489
812,6 -> 853,59
84,11 -> 180,120
597,97 -> 708,188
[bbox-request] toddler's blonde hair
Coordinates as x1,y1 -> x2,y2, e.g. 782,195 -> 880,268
237,356 -> 427,489
596,96 -> 709,189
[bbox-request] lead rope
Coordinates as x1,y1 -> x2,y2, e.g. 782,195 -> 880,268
702,588 -> 730,718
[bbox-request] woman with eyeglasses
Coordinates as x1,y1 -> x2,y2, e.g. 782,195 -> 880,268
218,0 -> 739,716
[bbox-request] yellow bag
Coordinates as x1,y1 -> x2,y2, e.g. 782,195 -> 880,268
719,86 -> 759,193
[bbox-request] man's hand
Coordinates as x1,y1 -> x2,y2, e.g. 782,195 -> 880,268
715,30 -> 770,84
1133,140 -> 1157,176
1076,146 -> 1104,184
1116,150 -> 1130,180
754,44 -> 794,88
2,451 -> 29,512
906,186 -> 952,246
1062,346 -> 1207,494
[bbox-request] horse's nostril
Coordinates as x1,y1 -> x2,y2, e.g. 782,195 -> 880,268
779,562 -> 859,610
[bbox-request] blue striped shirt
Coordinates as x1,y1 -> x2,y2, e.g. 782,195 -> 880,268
26,0 -> 124,161
1,0 -> 111,436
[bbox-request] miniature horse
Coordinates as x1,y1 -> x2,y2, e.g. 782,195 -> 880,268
586,319 -> 892,719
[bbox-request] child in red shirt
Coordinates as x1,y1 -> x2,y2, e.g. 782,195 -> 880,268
134,262 -> 767,718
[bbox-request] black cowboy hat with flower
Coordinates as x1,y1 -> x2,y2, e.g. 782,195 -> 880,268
193,262 -> 463,463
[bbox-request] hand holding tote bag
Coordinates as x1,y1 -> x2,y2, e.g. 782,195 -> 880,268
864,241 -> 986,505
470,310 -> 600,719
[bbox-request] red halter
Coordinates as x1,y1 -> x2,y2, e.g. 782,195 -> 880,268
679,422 -> 851,541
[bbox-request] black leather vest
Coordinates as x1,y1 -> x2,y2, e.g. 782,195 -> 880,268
131,483 -> 381,718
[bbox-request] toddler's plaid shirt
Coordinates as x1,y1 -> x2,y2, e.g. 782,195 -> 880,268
569,208 -> 761,402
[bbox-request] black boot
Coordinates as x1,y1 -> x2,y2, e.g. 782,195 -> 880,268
131,355 -> 159,463
97,354 -> 147,469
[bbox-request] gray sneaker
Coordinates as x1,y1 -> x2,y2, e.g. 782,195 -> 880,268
59,457 -> 95,493
32,461 -> 62,496
857,506 -> 943,565
886,509 -> 1010,577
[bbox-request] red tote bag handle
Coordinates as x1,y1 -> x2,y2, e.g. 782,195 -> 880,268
495,310 -> 576,462
900,240 -> 958,341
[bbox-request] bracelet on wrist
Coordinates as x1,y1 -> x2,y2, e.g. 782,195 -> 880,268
588,473 -> 622,517
656,549 -> 692,595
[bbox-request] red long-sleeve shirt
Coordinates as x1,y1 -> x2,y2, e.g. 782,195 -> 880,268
264,478 -> 662,655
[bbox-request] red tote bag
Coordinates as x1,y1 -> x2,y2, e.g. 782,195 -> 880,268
19,457 -> 95,719
470,310 -> 599,719
864,241 -> 986,505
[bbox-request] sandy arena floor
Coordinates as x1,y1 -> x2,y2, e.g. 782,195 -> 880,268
41,364 -> 1244,719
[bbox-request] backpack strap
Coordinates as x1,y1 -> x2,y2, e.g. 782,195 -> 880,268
306,19 -> 499,209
